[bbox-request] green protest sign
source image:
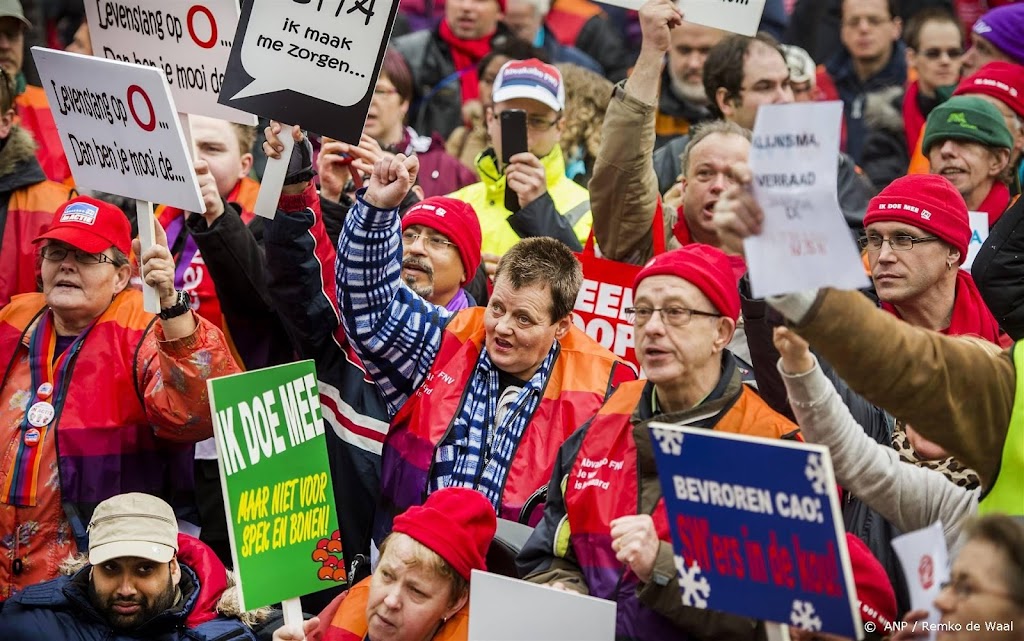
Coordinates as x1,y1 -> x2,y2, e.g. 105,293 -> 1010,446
208,360 -> 343,610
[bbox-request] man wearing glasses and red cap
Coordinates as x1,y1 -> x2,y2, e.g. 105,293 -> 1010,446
520,243 -> 798,641
0,196 -> 239,600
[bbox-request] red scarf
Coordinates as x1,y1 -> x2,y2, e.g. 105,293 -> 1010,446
902,81 -> 927,156
438,20 -> 492,106
882,269 -> 1010,347
977,181 -> 1011,228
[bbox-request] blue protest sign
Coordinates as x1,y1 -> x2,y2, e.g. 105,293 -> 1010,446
648,424 -> 861,639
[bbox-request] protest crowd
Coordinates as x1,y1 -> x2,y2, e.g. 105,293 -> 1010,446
1,0 -> 1024,639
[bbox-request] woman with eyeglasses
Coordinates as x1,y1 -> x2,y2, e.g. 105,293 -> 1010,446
861,8 -> 964,191
891,514 -> 1024,641
0,196 -> 240,600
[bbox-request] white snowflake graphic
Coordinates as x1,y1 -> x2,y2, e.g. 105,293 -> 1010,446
790,600 -> 823,631
804,453 -> 828,495
674,555 -> 711,607
652,427 -> 685,456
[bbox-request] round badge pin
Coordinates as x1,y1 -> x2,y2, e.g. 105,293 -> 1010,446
36,382 -> 54,399
26,401 -> 55,428
24,428 -> 41,446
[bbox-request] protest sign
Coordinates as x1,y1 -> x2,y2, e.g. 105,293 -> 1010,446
745,101 -> 870,298
208,360 -> 342,611
648,423 -> 862,639
218,0 -> 401,144
32,48 -> 203,213
468,570 -> 616,641
84,0 -> 256,125
891,522 -> 949,640
596,0 -> 766,36
964,211 -> 989,271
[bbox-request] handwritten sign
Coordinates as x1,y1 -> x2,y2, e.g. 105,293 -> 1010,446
84,0 -> 256,125
597,0 -> 766,36
649,424 -> 861,639
209,360 -> 342,610
963,211 -> 988,271
33,47 -> 203,213
745,102 -> 869,298
218,0 -> 401,143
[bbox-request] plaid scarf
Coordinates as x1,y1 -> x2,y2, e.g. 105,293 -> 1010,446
430,342 -> 559,508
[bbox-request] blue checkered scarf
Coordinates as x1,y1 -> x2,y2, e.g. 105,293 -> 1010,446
429,342 -> 559,509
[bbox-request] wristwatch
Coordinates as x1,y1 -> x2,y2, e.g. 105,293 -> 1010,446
159,290 -> 192,320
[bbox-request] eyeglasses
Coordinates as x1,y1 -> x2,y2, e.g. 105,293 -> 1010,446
921,47 -> 964,60
939,577 -> 1020,603
625,306 -> 722,327
859,234 -> 941,251
40,245 -> 118,265
493,110 -> 561,132
842,15 -> 891,28
401,231 -> 456,252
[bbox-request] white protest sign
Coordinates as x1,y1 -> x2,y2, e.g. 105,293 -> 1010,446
596,0 -> 766,36
891,522 -> 949,641
745,101 -> 870,298
468,571 -> 616,641
963,211 -> 989,271
33,47 -> 204,213
84,0 -> 257,125
218,0 -> 401,143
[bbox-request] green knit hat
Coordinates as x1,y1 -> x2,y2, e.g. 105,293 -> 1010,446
923,96 -> 1013,154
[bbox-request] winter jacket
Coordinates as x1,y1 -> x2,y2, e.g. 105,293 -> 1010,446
655,69 -> 714,150
816,43 -> 908,165
0,560 -> 255,640
266,182 -> 392,565
0,126 -> 73,307
546,0 -> 634,82
779,356 -> 976,555
14,85 -> 73,186
448,145 -> 592,256
392,26 -> 510,140
973,195 -> 1024,340
769,289 -> 1019,509
519,357 -> 797,641
0,292 -> 239,600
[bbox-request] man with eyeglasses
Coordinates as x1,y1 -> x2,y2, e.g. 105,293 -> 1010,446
520,243 -> 797,641
861,8 -> 964,191
0,0 -> 72,185
0,196 -> 239,600
449,58 -> 592,266
399,196 -> 483,310
923,95 -> 1014,227
815,0 -> 907,165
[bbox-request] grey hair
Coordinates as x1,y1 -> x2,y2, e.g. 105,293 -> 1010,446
679,120 -> 752,177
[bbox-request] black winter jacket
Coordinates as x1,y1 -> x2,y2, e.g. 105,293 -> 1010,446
972,195 -> 1024,339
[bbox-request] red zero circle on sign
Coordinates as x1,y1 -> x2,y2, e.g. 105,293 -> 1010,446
919,555 -> 934,590
187,6 -> 217,49
127,85 -> 156,132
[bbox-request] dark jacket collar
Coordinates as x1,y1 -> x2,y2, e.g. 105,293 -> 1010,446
826,40 -> 908,91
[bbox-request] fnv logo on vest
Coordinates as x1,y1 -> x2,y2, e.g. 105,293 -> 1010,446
59,202 -> 99,225
879,202 -> 932,221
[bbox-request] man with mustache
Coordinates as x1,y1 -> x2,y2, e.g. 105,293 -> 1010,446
924,95 -> 1014,227
399,196 -> 482,310
0,493 -> 256,640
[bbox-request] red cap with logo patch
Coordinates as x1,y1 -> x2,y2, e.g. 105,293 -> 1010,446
863,174 -> 970,264
34,196 -> 132,255
402,196 -> 482,285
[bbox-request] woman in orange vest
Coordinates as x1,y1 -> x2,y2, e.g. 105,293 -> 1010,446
273,488 -> 496,641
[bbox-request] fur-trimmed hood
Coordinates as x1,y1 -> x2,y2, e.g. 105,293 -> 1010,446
863,85 -> 906,135
0,126 -> 47,192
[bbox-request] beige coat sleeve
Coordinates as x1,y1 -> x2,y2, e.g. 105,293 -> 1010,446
794,289 -> 1015,487
589,84 -> 673,265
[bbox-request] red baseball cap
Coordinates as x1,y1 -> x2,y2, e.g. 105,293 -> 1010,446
34,196 -> 132,255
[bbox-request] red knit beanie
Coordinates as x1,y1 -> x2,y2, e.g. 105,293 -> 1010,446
633,244 -> 742,321
846,534 -> 897,631
954,61 -> 1024,120
402,197 -> 482,285
863,175 -> 971,264
391,488 -> 496,581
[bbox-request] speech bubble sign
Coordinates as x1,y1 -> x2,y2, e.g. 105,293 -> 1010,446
218,0 -> 402,143
33,47 -> 203,213
84,0 -> 257,125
